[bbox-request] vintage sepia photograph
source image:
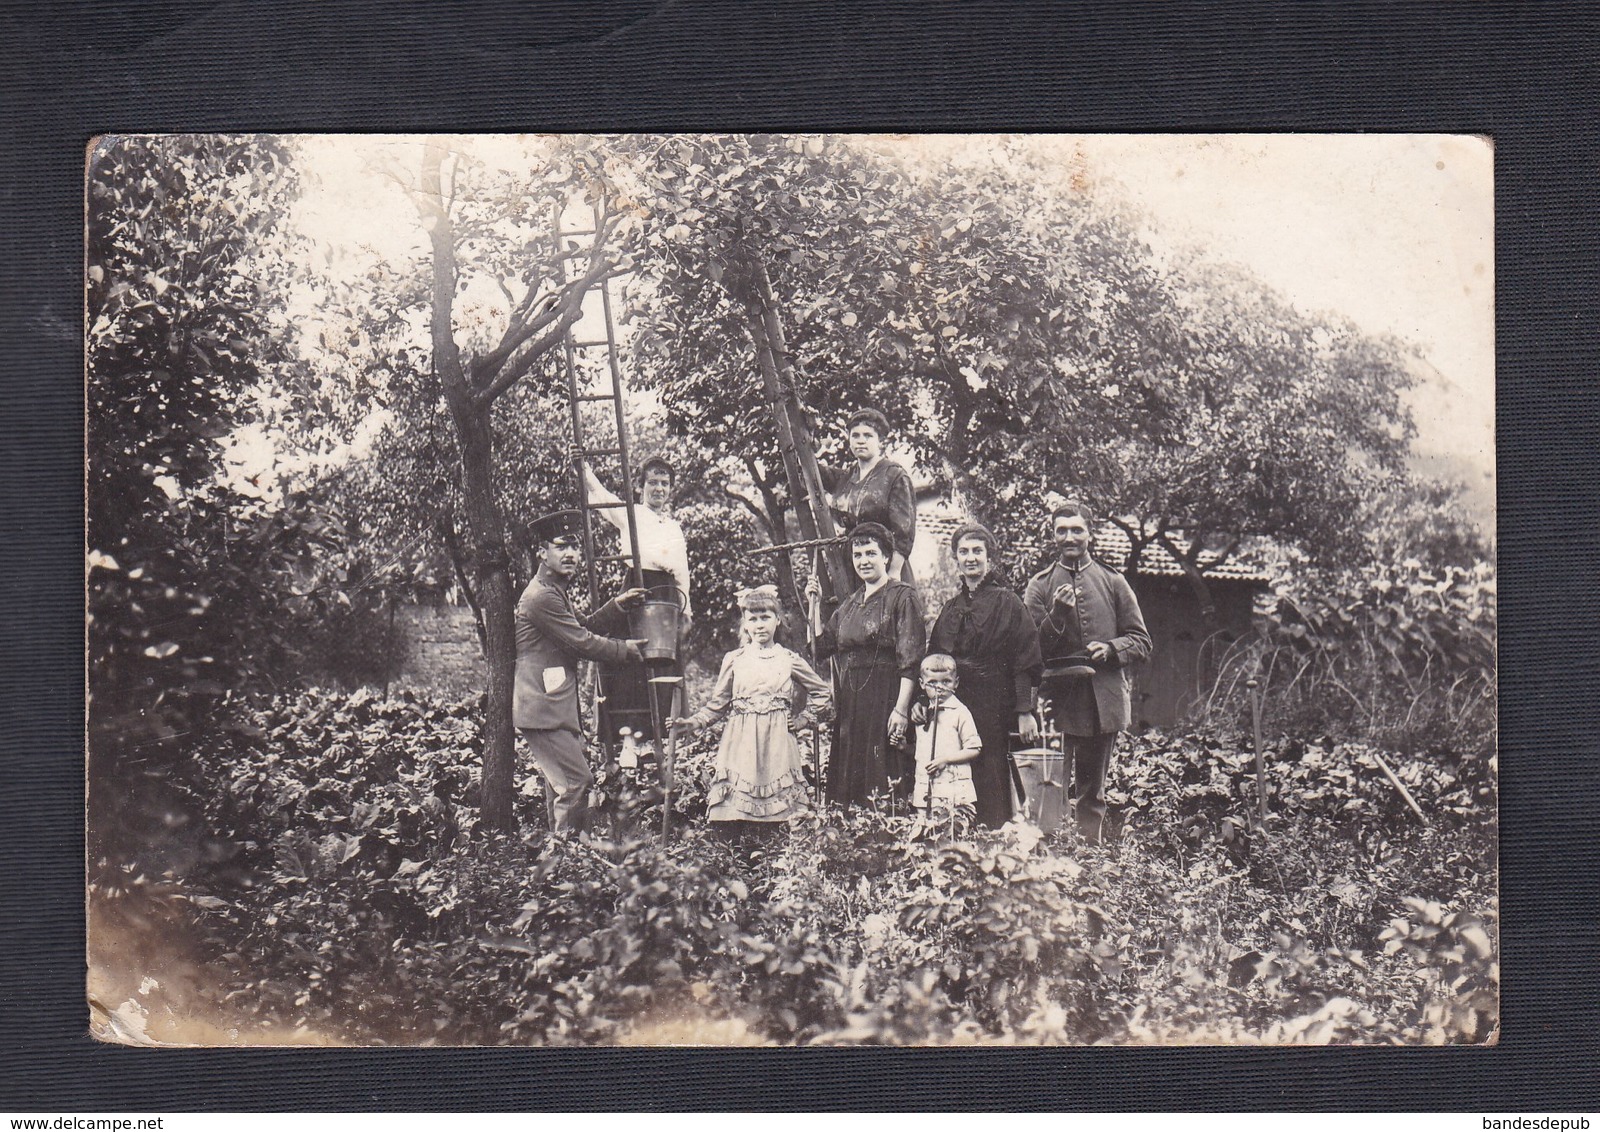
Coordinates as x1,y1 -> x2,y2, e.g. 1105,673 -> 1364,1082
86,133 -> 1495,1047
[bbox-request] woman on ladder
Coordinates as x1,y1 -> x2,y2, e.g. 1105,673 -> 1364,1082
581,455 -> 693,629
821,408 -> 917,584
580,453 -> 692,766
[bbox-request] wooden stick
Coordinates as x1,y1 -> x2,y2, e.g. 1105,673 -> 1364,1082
811,724 -> 823,807
661,732 -> 675,839
1369,748 -> 1429,825
1247,677 -> 1268,828
745,535 -> 847,556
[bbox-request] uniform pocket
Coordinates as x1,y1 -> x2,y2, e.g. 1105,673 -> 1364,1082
542,666 -> 569,694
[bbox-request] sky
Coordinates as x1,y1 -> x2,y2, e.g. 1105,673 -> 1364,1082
264,133 -> 1495,518
1066,134 -> 1494,475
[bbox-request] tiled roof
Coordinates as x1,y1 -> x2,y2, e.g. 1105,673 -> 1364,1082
918,506 -> 1271,585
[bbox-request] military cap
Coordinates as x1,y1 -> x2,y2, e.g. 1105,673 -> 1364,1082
530,509 -> 585,546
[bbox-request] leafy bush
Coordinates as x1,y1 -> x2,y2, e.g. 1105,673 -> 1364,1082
1202,558 -> 1496,765
86,136 -> 404,878
87,135 -> 298,868
98,687 -> 1496,1047
1378,897 -> 1499,1045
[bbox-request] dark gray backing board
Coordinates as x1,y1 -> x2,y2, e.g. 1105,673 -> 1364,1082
3,0 -> 1596,1110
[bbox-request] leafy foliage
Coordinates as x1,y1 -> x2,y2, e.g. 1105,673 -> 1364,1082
96,687 -> 1495,1047
86,134 -> 313,864
1202,557 -> 1497,764
87,135 -> 294,541
1087,259 -> 1414,562
607,135 -> 1419,596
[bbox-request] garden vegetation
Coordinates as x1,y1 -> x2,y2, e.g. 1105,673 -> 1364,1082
85,133 -> 1496,1045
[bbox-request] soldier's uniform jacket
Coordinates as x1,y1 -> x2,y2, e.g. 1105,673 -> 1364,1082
1022,555 -> 1152,734
513,565 -> 632,732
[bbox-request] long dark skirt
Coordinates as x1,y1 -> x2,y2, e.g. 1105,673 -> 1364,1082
826,657 -> 914,810
960,669 -> 1017,828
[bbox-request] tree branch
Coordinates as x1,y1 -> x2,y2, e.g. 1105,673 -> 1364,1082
1200,534 -> 1243,576
471,292 -> 563,384
1107,514 -> 1143,574
468,251 -> 625,405
505,239 -> 597,328
473,307 -> 583,409
415,141 -> 470,412
721,478 -> 774,537
479,214 -> 618,372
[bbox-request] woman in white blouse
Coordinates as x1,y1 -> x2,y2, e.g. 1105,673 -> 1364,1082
580,454 -> 694,767
581,455 -> 693,627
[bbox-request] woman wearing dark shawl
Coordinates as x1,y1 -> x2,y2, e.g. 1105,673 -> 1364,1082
806,522 -> 926,809
927,522 -> 1043,827
821,408 -> 917,583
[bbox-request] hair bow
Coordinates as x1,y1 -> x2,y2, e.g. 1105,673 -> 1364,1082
735,584 -> 780,608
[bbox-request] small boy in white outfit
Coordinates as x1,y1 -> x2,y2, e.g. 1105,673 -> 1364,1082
910,653 -> 982,838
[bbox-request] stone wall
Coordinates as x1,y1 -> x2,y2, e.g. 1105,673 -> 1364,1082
392,604 -> 484,698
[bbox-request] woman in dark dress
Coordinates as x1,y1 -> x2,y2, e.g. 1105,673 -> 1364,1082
822,408 -> 917,583
806,522 -> 926,809
927,522 -> 1043,827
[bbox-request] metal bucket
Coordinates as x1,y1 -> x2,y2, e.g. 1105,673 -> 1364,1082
628,584 -> 685,663
1011,747 -> 1067,832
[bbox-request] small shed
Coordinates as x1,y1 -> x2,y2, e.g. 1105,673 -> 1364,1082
913,502 -> 1270,730
1090,526 -> 1270,729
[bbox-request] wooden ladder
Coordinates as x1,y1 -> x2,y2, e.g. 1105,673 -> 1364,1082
551,196 -> 675,835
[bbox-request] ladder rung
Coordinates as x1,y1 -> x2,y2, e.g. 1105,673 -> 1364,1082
559,228 -> 597,238
595,553 -> 635,564
575,446 -> 623,458
570,339 -> 611,349
584,500 -> 627,510
576,392 -> 618,403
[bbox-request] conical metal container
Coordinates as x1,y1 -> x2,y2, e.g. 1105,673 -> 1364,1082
628,584 -> 685,662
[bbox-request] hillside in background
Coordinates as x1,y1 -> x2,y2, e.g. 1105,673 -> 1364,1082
1404,354 -> 1495,532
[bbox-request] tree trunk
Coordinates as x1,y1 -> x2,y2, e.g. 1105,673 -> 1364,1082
414,142 -> 620,834
747,463 -> 807,647
927,335 -> 980,494
419,141 -> 520,834
1154,528 -> 1219,625
940,396 -> 980,518
454,413 -> 520,832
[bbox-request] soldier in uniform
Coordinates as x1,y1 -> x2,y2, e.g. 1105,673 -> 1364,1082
1023,501 -> 1152,845
514,510 -> 649,834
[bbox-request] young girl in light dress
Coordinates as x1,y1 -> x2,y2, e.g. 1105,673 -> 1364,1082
670,585 -> 831,828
